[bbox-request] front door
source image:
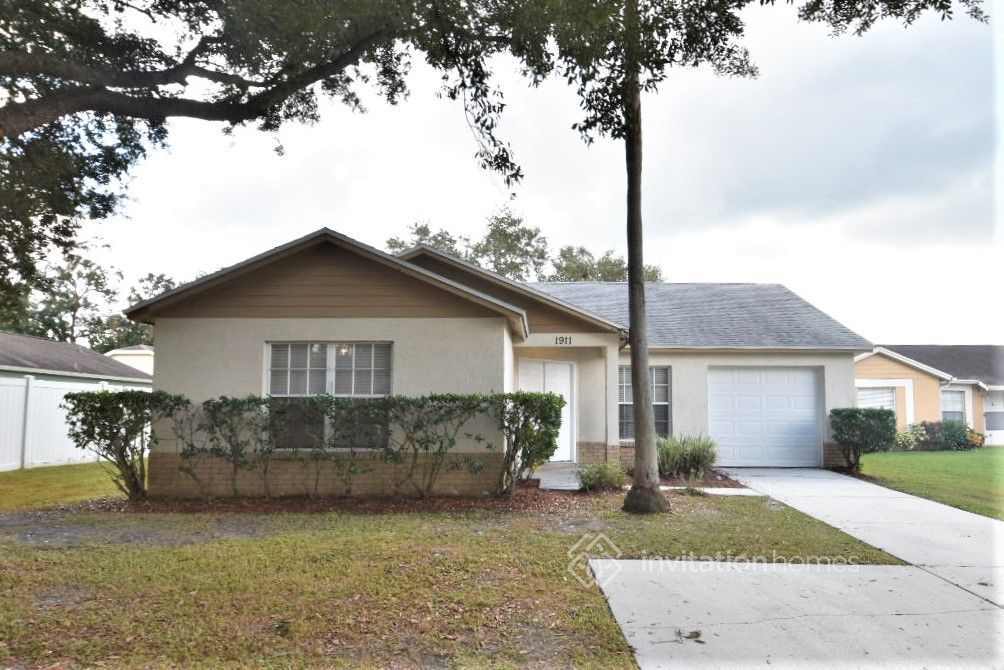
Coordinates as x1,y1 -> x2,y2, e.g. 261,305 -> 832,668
986,391 -> 1004,447
517,359 -> 574,462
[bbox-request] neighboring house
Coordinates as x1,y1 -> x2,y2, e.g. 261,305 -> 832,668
125,228 -> 870,497
854,345 -> 1004,445
0,331 -> 152,471
106,344 -> 155,375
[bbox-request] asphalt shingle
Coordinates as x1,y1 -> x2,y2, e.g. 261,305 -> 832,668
0,331 -> 152,381
526,282 -> 872,350
880,345 -> 1004,386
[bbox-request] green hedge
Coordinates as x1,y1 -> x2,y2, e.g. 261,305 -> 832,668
829,408 -> 896,472
65,391 -> 564,499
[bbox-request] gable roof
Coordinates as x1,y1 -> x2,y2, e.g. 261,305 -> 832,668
878,345 -> 1004,386
527,282 -> 872,350
397,245 -> 625,335
0,331 -> 152,382
126,229 -> 530,338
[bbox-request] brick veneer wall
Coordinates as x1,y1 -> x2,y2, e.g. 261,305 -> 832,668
577,442 -> 620,465
822,442 -> 845,469
148,451 -> 504,498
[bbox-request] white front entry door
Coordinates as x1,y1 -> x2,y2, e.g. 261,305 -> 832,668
518,359 -> 575,462
708,367 -> 822,467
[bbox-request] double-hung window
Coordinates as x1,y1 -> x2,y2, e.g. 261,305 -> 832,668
618,366 -> 672,440
940,389 -> 966,424
267,342 -> 392,449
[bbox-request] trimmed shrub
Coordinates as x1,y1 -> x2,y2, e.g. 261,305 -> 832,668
829,408 -> 896,472
893,424 -> 925,451
657,435 -> 717,479
62,390 -> 189,500
915,421 -> 983,451
492,392 -> 565,497
578,463 -> 627,492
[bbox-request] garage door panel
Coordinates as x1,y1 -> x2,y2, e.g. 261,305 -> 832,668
708,366 -> 822,467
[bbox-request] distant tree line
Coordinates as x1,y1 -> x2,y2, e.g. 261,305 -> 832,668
386,208 -> 663,283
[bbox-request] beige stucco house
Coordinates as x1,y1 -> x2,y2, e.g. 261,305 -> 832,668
127,228 -> 872,497
855,345 -> 1004,445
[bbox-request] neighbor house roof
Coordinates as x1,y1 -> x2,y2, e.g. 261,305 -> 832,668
108,344 -> 153,352
527,282 -> 872,350
126,228 -> 530,338
879,345 -> 1004,387
0,331 -> 152,382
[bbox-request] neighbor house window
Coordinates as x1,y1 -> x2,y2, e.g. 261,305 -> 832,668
618,366 -> 671,440
857,387 -> 896,414
940,390 -> 966,424
269,342 -> 392,397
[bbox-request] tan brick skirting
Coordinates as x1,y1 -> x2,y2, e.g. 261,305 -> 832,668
148,451 -> 504,499
619,445 -> 635,471
576,442 -> 624,465
822,442 -> 845,469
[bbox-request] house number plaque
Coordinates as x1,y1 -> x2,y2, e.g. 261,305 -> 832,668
554,336 -> 573,345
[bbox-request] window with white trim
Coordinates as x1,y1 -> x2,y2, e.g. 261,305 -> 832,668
268,342 -> 392,450
269,342 -> 392,398
618,365 -> 671,440
940,389 -> 965,424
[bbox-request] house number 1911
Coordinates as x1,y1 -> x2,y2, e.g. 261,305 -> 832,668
554,336 -> 573,345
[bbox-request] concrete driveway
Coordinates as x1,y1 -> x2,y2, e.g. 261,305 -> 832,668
591,560 -> 1002,669
724,468 -> 1004,606
592,468 -> 1004,668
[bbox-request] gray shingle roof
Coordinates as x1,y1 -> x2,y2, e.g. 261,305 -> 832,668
0,331 -> 152,381
880,345 -> 1004,386
526,282 -> 872,350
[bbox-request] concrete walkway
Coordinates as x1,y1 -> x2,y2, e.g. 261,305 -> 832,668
723,468 -> 1004,607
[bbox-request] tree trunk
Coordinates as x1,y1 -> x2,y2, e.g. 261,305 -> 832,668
621,0 -> 667,515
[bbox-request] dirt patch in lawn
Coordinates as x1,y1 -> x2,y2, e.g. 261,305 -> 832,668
660,469 -> 743,488
46,486 -> 603,516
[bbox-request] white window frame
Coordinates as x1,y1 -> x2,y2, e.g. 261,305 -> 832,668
939,386 -> 971,426
265,342 -> 392,399
618,365 -> 671,442
855,378 -> 913,424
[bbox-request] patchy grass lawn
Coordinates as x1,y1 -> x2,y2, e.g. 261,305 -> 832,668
0,461 -> 122,512
860,449 -> 1004,520
0,492 -> 896,669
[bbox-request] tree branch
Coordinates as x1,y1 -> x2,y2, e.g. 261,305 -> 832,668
0,30 -> 386,139
0,49 -> 266,90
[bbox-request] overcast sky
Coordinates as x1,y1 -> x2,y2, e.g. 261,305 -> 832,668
84,4 -> 1000,345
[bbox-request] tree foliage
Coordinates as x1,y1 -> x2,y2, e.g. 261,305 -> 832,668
0,0 -> 522,301
549,246 -> 661,282
89,272 -> 178,351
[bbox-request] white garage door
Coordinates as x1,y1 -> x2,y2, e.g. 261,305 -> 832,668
708,367 -> 822,467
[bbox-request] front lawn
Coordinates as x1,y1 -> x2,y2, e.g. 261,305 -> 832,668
860,449 -> 1004,520
0,476 -> 898,668
0,461 -> 122,512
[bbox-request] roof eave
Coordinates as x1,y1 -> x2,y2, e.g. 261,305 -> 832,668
857,347 -> 956,381
0,364 -> 152,384
398,245 -> 625,334
126,229 -> 530,338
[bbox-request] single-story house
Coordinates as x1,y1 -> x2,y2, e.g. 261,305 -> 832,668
126,228 -> 871,497
106,344 -> 155,375
855,345 -> 1004,445
0,331 -> 152,471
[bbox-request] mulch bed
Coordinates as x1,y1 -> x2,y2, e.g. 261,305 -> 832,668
48,485 -> 606,516
659,469 -> 743,488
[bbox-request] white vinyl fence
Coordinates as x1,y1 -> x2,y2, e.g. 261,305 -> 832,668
0,372 -> 150,471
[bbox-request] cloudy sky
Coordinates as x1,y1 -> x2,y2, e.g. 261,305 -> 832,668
84,4 -> 999,345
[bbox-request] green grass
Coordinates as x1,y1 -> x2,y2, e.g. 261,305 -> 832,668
0,461 -> 122,511
0,464 -> 898,668
861,449 -> 1004,520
